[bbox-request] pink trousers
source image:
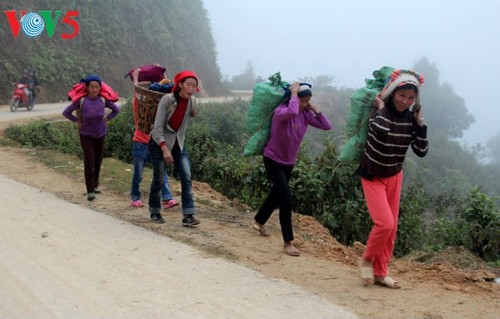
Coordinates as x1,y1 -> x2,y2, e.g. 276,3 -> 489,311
361,171 -> 403,277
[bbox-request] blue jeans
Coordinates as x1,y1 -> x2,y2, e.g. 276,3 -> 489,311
131,141 -> 172,202
148,140 -> 195,216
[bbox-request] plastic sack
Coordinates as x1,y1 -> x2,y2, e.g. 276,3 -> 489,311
337,66 -> 394,162
243,72 -> 289,156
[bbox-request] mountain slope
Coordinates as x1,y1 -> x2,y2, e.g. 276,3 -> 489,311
0,0 -> 223,103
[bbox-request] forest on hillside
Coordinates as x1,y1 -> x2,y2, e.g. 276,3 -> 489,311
0,0 -> 225,103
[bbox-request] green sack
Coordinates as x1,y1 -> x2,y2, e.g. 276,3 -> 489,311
243,72 -> 288,156
337,66 -> 395,162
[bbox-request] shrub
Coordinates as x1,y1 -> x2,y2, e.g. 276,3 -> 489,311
313,140 -> 372,245
462,187 -> 500,261
194,99 -> 248,147
5,120 -> 81,155
395,182 -> 428,257
425,190 -> 469,251
105,100 -> 134,163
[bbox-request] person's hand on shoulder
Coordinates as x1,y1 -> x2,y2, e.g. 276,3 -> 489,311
373,93 -> 385,110
132,68 -> 140,85
290,82 -> 299,97
308,103 -> 320,115
413,103 -> 424,126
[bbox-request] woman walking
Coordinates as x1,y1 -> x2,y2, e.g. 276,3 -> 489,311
254,82 -> 332,256
358,69 -> 428,288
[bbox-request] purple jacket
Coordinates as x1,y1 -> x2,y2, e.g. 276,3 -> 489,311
263,96 -> 332,165
63,96 -> 120,138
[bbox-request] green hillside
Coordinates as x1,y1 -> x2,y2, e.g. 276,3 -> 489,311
0,0 -> 224,103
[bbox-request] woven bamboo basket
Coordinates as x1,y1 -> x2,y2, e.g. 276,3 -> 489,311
134,81 -> 166,134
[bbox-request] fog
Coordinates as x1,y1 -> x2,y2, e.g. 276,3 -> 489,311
203,0 -> 500,146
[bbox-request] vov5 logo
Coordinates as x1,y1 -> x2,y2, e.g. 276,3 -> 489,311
5,10 -> 79,39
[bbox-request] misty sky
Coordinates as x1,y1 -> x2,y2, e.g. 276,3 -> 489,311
202,0 -> 500,146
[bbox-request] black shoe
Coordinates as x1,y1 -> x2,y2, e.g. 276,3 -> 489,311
182,215 -> 200,227
94,188 -> 102,194
87,192 -> 96,201
150,214 -> 165,224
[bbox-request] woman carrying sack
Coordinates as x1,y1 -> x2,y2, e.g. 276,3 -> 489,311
253,82 -> 332,256
358,69 -> 427,289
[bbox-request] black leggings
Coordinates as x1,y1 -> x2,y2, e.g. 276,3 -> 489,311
79,134 -> 105,193
254,156 -> 294,242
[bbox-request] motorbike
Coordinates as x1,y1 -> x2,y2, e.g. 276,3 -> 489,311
10,83 -> 34,112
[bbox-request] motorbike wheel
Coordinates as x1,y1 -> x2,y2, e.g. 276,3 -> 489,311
27,101 -> 34,111
10,97 -> 19,112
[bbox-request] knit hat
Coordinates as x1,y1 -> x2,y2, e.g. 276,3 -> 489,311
172,70 -> 199,93
81,74 -> 102,86
380,69 -> 424,101
283,82 -> 313,99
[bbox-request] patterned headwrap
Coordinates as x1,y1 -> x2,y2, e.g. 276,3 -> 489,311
380,69 -> 424,101
172,70 -> 199,93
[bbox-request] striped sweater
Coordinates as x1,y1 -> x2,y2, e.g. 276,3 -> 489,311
358,105 -> 428,179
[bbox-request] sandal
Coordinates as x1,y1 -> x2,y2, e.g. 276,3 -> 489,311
360,259 -> 374,286
374,276 -> 401,289
253,222 -> 271,237
283,244 -> 301,257
163,199 -> 179,210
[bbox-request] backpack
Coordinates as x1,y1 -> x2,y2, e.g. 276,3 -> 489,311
337,66 -> 395,163
243,72 -> 288,156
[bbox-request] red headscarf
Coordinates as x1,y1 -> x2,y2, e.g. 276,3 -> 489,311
172,70 -> 199,93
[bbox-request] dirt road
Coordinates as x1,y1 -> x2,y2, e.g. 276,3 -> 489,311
0,175 -> 356,319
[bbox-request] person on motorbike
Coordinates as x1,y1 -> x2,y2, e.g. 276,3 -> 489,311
28,67 -> 39,103
17,69 -> 34,105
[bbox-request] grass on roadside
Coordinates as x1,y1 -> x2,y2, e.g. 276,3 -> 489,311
23,146 -> 151,197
